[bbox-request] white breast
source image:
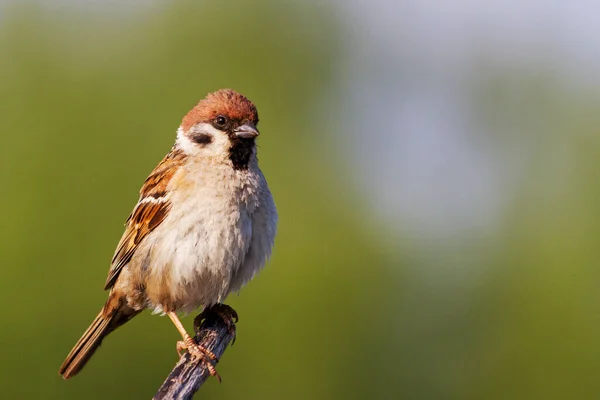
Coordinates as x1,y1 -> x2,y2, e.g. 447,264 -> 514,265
147,159 -> 276,313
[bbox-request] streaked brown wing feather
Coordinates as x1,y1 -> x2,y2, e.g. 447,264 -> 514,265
104,148 -> 186,290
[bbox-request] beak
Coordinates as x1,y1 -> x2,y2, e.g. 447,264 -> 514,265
234,123 -> 259,139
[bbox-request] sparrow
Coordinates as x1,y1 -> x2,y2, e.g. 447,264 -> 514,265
59,89 -> 278,379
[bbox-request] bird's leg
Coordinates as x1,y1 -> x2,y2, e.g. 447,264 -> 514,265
196,304 -> 238,344
167,312 -> 220,380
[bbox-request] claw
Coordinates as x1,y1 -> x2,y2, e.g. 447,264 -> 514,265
176,340 -> 185,358
177,335 -> 221,381
208,304 -> 238,344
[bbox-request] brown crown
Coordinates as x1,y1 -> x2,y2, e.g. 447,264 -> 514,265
181,89 -> 259,132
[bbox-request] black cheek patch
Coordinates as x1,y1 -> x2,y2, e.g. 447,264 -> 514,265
191,133 -> 213,145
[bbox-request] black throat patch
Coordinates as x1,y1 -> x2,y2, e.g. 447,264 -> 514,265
228,136 -> 255,170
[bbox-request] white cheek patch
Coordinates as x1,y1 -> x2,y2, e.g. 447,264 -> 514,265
176,126 -> 199,155
176,124 -> 231,158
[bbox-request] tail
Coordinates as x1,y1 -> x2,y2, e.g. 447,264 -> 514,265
59,297 -> 139,379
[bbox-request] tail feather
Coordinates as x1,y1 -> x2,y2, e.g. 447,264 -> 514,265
59,299 -> 138,379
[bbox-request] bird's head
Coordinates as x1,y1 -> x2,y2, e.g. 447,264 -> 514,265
177,89 -> 260,170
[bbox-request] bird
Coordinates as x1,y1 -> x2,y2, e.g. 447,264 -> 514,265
59,89 -> 278,380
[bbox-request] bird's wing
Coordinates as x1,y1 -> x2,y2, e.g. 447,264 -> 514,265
104,149 -> 186,290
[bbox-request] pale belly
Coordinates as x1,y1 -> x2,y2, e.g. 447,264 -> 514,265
139,197 -> 254,313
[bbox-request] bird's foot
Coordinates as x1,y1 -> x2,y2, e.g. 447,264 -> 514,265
176,335 -> 221,381
196,304 -> 238,345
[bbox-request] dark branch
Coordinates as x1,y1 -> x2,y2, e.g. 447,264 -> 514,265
154,304 -> 238,400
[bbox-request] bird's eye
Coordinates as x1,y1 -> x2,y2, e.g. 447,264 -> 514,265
214,116 -> 228,128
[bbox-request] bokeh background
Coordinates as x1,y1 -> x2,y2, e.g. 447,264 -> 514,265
2,1 -> 600,399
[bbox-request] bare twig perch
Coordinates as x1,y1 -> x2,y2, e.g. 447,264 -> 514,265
154,304 -> 238,400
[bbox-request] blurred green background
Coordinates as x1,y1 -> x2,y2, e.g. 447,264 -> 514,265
2,1 -> 600,399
